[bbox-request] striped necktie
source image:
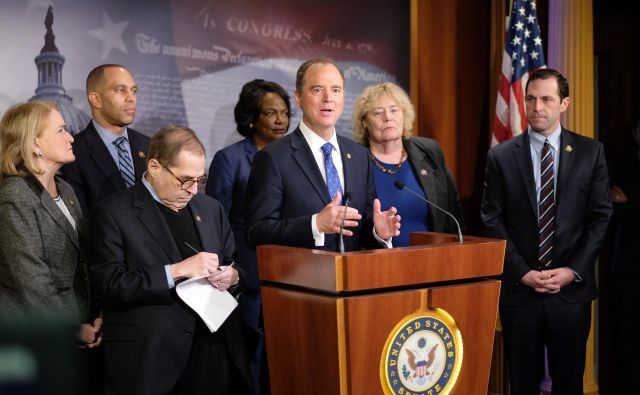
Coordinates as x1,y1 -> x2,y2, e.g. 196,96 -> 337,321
538,139 -> 555,268
321,142 -> 343,200
113,136 -> 136,187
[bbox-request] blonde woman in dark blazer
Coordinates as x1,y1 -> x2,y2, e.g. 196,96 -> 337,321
0,101 -> 100,346
352,82 -> 464,247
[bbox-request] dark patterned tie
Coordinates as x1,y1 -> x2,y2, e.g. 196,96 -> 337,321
321,142 -> 343,200
538,140 -> 555,268
113,136 -> 136,187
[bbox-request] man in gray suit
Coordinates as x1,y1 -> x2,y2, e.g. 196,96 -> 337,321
89,126 -> 251,394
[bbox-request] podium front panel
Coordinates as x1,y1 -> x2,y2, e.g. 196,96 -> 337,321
262,280 -> 500,394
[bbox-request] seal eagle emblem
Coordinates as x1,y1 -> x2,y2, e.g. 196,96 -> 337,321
380,309 -> 463,395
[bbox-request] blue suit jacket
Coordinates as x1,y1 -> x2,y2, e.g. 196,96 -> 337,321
481,129 -> 612,305
206,137 -> 260,294
245,127 -> 378,252
62,122 -> 150,215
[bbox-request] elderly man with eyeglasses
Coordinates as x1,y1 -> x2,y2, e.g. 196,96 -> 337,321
88,125 -> 252,395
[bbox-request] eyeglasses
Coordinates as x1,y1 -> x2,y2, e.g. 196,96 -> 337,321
162,165 -> 207,190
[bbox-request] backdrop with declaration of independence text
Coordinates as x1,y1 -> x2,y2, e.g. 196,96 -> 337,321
0,0 -> 409,167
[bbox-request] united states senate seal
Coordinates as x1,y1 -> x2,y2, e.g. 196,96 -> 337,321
380,309 -> 463,395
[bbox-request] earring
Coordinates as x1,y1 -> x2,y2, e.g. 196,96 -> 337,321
36,150 -> 43,157
249,123 -> 254,129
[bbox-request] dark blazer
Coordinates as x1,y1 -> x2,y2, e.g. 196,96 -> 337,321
610,140 -> 640,273
404,137 -> 464,233
245,127 -> 377,252
481,129 -> 612,305
0,175 -> 90,322
206,138 -> 260,292
88,183 -> 251,394
62,121 -> 150,215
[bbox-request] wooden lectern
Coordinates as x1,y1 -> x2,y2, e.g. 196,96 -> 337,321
257,232 -> 505,394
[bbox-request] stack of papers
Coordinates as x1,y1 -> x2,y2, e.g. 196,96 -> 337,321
176,276 -> 238,332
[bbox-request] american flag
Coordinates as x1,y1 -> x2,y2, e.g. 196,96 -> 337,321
492,0 -> 546,146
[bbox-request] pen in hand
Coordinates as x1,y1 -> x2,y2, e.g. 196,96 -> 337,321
184,242 -> 200,254
218,261 -> 235,271
184,242 -> 234,271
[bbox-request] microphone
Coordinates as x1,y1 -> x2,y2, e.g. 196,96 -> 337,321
393,180 -> 463,243
339,192 -> 352,254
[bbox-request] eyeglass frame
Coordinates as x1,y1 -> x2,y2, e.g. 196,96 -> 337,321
162,164 -> 208,190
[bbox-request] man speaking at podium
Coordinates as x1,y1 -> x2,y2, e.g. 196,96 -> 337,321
245,57 -> 400,252
481,69 -> 611,395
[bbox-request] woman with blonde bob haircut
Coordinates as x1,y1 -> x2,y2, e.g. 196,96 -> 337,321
352,82 -> 464,246
0,101 -> 101,347
0,101 -> 58,178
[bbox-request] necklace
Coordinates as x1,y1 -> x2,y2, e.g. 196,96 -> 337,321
370,148 -> 406,174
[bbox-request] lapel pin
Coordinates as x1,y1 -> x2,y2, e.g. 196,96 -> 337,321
565,145 -> 573,152
138,151 -> 146,158
420,169 -> 428,176
195,215 -> 201,223
346,153 -> 352,159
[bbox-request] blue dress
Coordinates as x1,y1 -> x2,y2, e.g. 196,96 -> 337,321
372,156 -> 430,247
206,137 -> 258,296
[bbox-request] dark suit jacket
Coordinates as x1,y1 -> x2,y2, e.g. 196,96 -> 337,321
610,140 -> 640,273
0,175 -> 90,322
88,183 -> 251,394
481,129 -> 612,305
404,137 -> 465,233
62,121 -> 150,215
245,127 -> 377,252
206,137 -> 260,293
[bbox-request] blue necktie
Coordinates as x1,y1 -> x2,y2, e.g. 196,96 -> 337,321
321,142 -> 343,200
113,136 -> 136,187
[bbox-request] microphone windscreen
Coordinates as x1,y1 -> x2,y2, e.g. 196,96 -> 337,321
394,180 -> 406,190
